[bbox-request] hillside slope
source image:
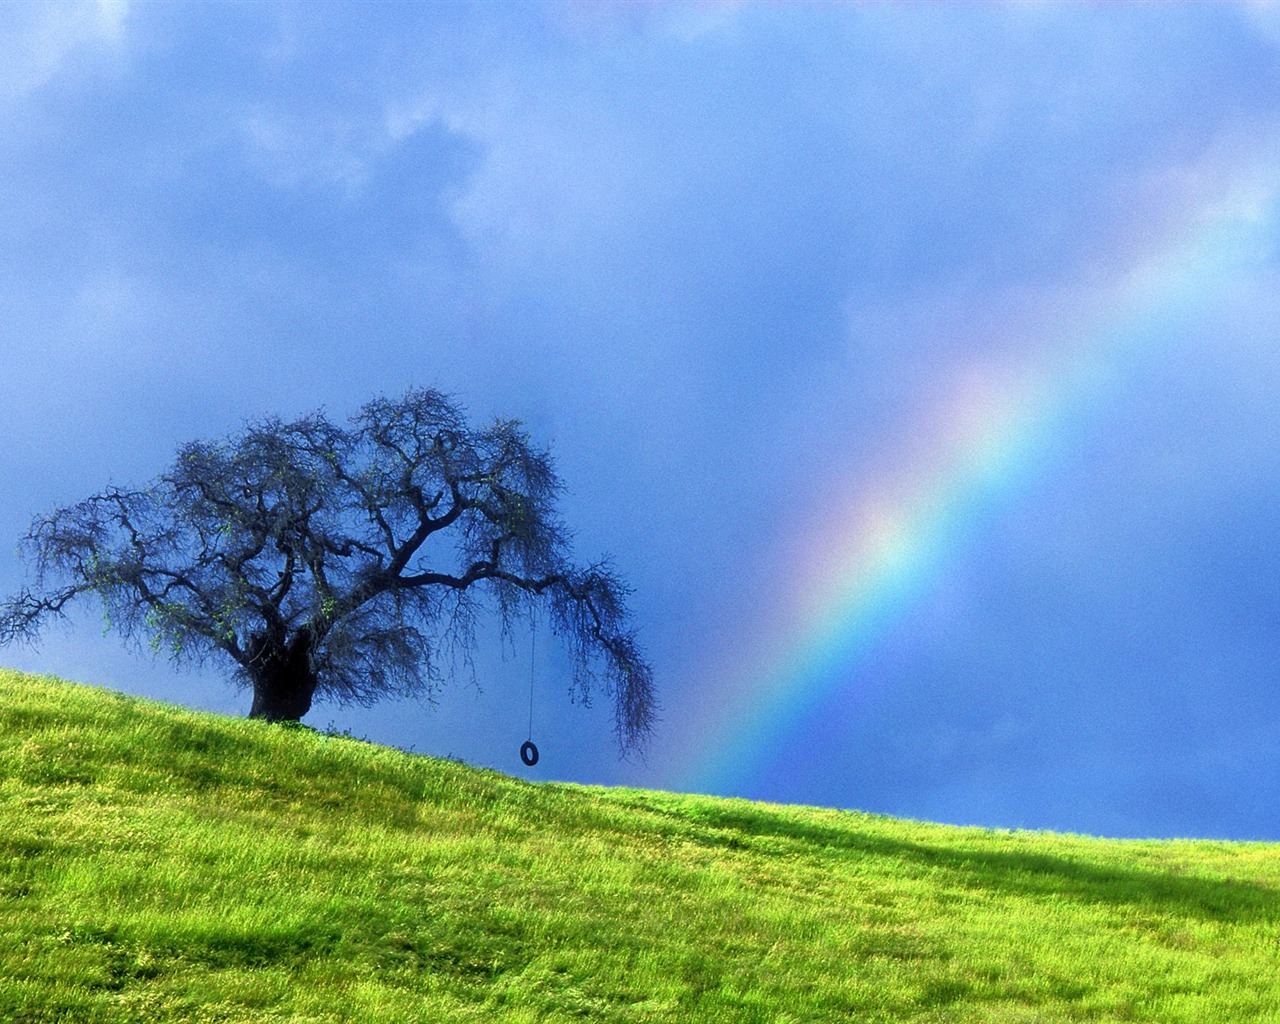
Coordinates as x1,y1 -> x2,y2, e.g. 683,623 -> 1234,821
1,669 -> 1277,1023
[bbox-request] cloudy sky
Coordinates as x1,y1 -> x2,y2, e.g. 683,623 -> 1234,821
4,0 -> 1280,840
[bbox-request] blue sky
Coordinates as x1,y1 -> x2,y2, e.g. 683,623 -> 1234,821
3,0 -> 1280,839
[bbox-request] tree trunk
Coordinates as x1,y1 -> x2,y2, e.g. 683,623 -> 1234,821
247,632 -> 317,721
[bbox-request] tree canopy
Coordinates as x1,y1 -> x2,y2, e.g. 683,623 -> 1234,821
0,388 -> 655,754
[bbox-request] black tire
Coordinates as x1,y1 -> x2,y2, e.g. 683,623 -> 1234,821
520,740 -> 539,767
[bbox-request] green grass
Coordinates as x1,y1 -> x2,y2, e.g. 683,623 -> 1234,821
0,668 -> 1277,1023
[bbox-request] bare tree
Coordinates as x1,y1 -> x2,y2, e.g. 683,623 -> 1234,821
0,388 -> 655,754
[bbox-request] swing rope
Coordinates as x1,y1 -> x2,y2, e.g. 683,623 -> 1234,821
527,615 -> 536,742
519,615 -> 541,767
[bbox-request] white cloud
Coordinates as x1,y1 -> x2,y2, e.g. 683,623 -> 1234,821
0,0 -> 127,103
1240,0 -> 1280,46
547,0 -> 745,44
237,107 -> 372,192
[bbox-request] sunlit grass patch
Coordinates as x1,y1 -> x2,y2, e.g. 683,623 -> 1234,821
1,668 -> 1277,1022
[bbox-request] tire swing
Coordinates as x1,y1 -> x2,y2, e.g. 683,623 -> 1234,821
519,617 -> 540,768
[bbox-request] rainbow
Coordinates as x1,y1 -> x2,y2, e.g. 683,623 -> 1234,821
672,176 -> 1278,797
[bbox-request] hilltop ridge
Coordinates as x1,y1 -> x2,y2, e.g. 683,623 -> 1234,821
1,668 -> 1277,1023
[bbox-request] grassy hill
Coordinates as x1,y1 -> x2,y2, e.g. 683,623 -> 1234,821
1,669 -> 1277,1023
